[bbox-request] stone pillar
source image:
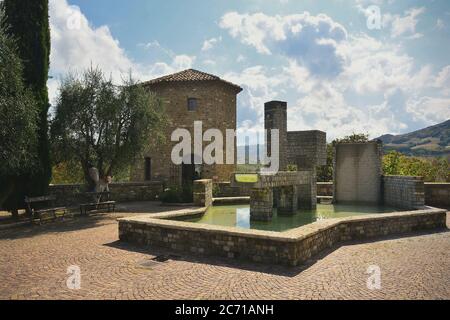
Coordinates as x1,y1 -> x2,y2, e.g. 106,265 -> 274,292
265,101 -> 288,171
250,188 -> 273,221
193,179 -> 213,208
297,170 -> 317,209
278,186 -> 298,214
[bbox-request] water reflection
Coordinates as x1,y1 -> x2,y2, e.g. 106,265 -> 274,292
176,204 -> 399,232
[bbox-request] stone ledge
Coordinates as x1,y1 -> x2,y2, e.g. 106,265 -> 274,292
213,197 -> 250,205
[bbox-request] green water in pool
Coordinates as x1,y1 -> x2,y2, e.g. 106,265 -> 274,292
173,204 -> 399,232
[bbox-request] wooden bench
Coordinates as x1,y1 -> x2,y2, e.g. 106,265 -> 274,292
25,196 -> 69,225
80,192 -> 116,216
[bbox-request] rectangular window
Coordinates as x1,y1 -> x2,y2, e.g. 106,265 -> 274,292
144,157 -> 152,181
187,98 -> 198,111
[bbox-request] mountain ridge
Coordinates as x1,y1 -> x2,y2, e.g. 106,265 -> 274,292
376,119 -> 450,157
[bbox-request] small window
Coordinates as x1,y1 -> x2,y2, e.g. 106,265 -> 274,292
187,98 -> 198,111
145,157 -> 152,181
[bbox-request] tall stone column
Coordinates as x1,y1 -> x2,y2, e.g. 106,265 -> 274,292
265,101 -> 288,171
250,188 -> 273,221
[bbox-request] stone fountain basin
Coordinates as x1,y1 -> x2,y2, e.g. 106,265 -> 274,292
118,206 -> 447,266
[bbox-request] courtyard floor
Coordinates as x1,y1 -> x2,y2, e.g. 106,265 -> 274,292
0,202 -> 449,300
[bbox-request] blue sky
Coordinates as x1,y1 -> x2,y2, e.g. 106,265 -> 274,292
47,0 -> 450,143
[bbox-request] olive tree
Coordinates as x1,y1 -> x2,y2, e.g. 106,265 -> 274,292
50,67 -> 167,189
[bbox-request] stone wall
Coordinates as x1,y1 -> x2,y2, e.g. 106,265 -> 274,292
213,182 -> 251,197
287,131 -> 327,169
193,179 -> 213,208
119,208 -> 447,267
383,176 -> 425,209
334,142 -> 383,204
250,188 -> 274,221
48,182 -> 164,206
315,181 -> 449,209
425,183 -> 450,209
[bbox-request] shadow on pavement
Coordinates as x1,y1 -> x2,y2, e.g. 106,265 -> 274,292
105,226 -> 450,278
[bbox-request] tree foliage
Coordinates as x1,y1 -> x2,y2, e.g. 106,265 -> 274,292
50,68 -> 167,186
383,151 -> 449,182
0,8 -> 38,208
2,0 -> 51,211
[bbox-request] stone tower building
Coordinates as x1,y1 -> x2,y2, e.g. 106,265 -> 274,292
131,69 -> 242,186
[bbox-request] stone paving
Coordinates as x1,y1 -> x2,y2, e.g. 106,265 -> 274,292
0,207 -> 449,300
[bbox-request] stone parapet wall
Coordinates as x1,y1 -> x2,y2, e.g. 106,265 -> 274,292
425,183 -> 450,209
383,176 -> 425,209
316,182 -> 449,209
119,207 -> 447,267
48,181 -> 164,206
232,171 -> 312,189
213,182 -> 251,197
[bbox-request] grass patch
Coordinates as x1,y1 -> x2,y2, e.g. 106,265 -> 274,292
235,174 -> 258,183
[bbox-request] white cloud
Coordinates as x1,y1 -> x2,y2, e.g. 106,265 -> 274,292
388,7 -> 425,38
138,40 -> 175,58
224,66 -> 288,130
48,0 -> 194,104
434,65 -> 450,96
436,18 -> 445,30
201,37 -> 222,51
223,10 -> 446,139
219,11 -> 347,77
406,96 -> 450,124
236,55 -> 246,63
338,34 -> 433,95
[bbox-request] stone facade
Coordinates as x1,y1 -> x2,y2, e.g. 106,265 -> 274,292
334,142 -> 383,204
131,69 -> 242,186
287,131 -> 327,169
193,179 -> 213,208
383,176 -> 425,209
119,207 -> 447,267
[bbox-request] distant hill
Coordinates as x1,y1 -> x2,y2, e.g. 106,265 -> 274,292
376,119 -> 450,157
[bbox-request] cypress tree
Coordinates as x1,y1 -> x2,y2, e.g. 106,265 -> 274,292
2,0 -> 51,213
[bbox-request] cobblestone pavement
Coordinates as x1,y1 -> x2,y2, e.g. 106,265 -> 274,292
0,211 -> 449,300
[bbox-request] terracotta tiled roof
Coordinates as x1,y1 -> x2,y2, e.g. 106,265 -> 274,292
141,69 -> 243,92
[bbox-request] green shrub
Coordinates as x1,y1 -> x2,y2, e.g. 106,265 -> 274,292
159,184 -> 193,203
212,183 -> 221,197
